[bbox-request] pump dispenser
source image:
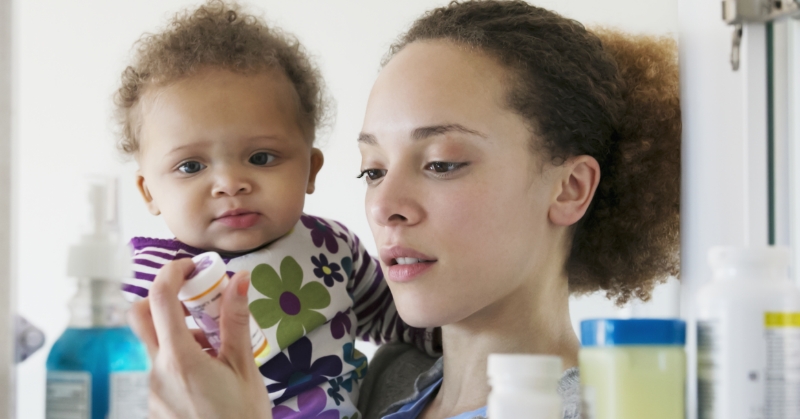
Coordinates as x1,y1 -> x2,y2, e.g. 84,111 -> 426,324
45,178 -> 149,419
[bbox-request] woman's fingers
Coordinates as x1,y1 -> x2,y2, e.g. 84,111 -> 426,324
128,299 -> 158,359
218,270 -> 258,373
149,258 -> 197,355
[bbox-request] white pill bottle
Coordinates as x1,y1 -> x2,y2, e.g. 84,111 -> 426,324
179,252 -> 270,366
487,354 -> 563,419
697,246 -> 800,419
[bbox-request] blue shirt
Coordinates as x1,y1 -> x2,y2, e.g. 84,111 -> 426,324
382,378 -> 487,419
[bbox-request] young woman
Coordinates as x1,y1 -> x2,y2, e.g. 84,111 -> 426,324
128,2 -> 680,419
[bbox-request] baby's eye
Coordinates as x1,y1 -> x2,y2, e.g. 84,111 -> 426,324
357,169 -> 387,182
249,152 -> 276,166
425,162 -> 466,173
178,161 -> 206,174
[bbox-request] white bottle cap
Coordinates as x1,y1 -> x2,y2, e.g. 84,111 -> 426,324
708,246 -> 790,281
178,252 -> 228,301
67,177 -> 130,280
488,353 -> 563,380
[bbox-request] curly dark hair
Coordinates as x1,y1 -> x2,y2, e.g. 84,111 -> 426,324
114,0 -> 330,154
388,0 -> 681,304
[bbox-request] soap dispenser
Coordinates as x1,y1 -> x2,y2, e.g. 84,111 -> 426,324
45,178 -> 149,419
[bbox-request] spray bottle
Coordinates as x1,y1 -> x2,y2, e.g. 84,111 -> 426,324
45,178 -> 149,419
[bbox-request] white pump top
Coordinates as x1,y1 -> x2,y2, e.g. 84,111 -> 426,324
67,178 -> 130,280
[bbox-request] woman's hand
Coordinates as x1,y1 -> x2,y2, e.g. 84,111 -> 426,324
128,258 -> 273,419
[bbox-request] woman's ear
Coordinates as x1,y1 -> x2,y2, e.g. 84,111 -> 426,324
548,155 -> 601,226
136,172 -> 161,216
306,148 -> 325,194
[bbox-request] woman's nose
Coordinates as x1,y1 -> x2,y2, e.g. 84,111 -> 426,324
368,172 -> 424,228
211,167 -> 252,197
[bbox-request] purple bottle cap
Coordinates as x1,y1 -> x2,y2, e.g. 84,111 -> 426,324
178,252 -> 228,301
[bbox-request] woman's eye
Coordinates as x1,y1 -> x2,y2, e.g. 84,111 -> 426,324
178,161 -> 206,174
249,152 -> 275,166
426,162 -> 465,173
357,169 -> 387,181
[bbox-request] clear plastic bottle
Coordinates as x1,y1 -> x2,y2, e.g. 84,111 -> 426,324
46,179 -> 150,419
487,354 -> 563,419
697,246 -> 800,419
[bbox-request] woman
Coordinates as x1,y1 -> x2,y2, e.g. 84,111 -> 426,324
129,1 -> 680,418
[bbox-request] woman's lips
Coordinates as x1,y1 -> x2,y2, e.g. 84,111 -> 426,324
214,211 -> 260,229
379,246 -> 437,283
386,261 -> 435,283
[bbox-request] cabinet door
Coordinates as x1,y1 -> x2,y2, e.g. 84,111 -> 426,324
0,0 -> 14,416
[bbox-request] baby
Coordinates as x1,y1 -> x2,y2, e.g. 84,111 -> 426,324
115,2 -> 437,418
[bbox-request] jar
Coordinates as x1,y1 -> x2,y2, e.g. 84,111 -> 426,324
579,318 -> 686,419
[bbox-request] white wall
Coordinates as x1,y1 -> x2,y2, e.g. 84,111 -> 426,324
11,0 -> 678,417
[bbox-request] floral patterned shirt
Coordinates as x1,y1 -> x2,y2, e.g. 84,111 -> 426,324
122,214 -> 438,419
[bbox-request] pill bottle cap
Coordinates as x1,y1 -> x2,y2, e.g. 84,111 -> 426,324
708,246 -> 790,282
487,353 -> 563,380
178,252 -> 227,301
580,318 -> 686,347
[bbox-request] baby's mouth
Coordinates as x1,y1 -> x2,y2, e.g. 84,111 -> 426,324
214,210 -> 261,229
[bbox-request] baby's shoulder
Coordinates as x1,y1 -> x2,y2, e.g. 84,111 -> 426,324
129,237 -> 203,260
292,214 -> 362,255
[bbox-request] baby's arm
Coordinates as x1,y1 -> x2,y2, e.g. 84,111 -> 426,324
342,227 -> 441,356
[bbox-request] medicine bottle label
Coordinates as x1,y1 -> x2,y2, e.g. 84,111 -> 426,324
764,313 -> 800,419
45,371 -> 91,419
698,314 -> 800,419
109,372 -> 149,419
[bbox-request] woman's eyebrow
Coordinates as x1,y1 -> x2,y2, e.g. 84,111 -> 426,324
357,124 -> 487,145
411,124 -> 487,140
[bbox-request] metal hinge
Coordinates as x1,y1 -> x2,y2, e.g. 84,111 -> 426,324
724,0 -> 800,70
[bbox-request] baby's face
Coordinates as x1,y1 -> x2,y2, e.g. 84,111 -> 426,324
136,68 -> 323,254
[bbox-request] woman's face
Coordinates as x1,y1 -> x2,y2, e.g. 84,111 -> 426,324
359,40 -> 563,328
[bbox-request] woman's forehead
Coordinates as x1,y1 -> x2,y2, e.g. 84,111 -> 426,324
363,40 -> 515,138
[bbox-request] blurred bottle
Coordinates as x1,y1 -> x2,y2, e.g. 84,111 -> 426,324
487,354 -> 563,419
45,178 -> 149,419
697,246 -> 800,419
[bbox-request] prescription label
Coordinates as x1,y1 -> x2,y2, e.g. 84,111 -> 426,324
45,371 -> 91,419
764,312 -> 800,419
109,371 -> 149,419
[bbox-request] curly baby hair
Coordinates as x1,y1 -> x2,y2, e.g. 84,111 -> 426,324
387,0 -> 681,304
114,0 -> 330,154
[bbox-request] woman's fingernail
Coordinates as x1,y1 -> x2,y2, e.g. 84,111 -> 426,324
236,273 -> 250,297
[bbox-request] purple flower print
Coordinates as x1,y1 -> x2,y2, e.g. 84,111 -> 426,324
329,309 -> 352,339
272,386 -> 338,419
301,215 -> 339,253
311,253 -> 344,287
260,336 -> 343,405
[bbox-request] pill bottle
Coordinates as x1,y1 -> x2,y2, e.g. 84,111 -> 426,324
579,318 -> 686,419
697,246 -> 800,419
179,252 -> 270,366
487,353 -> 563,419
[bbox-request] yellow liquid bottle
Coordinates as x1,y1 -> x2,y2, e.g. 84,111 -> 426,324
579,319 -> 686,419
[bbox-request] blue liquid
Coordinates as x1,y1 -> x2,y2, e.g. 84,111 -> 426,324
46,327 -> 150,419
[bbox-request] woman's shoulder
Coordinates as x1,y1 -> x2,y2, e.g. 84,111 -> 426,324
360,343 -> 582,419
559,367 -> 581,419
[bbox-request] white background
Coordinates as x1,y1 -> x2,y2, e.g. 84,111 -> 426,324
11,0 -> 678,417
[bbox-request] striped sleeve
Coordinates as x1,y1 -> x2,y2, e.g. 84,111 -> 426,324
340,224 -> 442,357
121,237 -> 197,302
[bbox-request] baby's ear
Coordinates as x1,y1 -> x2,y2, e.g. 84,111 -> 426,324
136,173 -> 161,216
548,155 -> 600,227
306,148 -> 325,194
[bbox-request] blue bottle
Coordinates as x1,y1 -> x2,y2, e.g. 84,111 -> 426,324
46,179 -> 150,419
